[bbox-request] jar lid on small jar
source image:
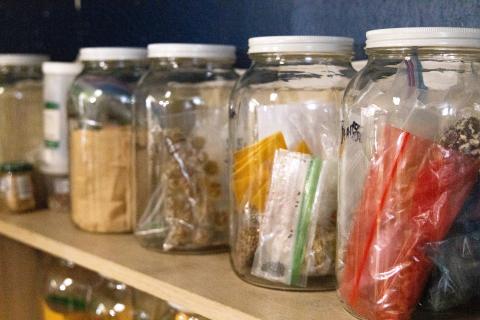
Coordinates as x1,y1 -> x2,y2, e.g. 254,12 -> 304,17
147,43 -> 236,60
0,54 -> 49,66
78,47 -> 147,61
366,27 -> 480,49
0,162 -> 33,173
248,36 -> 353,54
42,61 -> 83,75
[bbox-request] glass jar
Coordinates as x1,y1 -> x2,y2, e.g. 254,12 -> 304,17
229,36 -> 354,290
162,304 -> 209,320
41,258 -> 94,320
69,47 -> 147,233
338,28 -> 480,320
132,290 -> 169,320
42,62 -> 83,213
0,162 -> 36,212
88,278 -> 134,320
134,44 -> 238,252
0,54 -> 48,165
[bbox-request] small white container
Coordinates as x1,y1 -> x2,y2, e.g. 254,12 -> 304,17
42,62 -> 83,175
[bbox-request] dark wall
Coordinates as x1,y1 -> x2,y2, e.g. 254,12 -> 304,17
1,0 -> 480,67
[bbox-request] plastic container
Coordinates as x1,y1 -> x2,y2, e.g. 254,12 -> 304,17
229,36 -> 354,290
338,27 -> 480,320
69,47 -> 147,233
134,43 -> 238,252
88,278 -> 134,320
0,162 -> 36,212
42,62 -> 83,212
41,258 -> 95,320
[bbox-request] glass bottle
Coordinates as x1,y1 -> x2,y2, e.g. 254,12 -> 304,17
338,27 -> 480,320
229,36 -> 354,290
88,278 -> 133,320
42,258 -> 94,320
134,44 -> 238,252
69,47 -> 147,233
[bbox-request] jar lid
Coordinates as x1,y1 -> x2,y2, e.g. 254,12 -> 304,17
248,36 -> 353,54
352,59 -> 367,71
0,54 -> 49,66
0,162 -> 33,173
366,27 -> 480,49
79,47 -> 147,61
147,43 -> 236,60
42,62 -> 83,75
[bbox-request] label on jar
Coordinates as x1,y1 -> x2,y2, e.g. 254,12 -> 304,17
44,102 -> 61,149
16,175 -> 33,200
53,177 -> 70,195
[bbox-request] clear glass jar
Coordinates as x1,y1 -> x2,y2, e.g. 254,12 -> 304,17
0,162 -> 36,212
229,36 -> 354,290
41,258 -> 95,320
132,290 -> 169,320
134,44 -> 238,252
0,54 -> 48,165
69,48 -> 147,233
88,278 -> 134,319
337,28 -> 480,320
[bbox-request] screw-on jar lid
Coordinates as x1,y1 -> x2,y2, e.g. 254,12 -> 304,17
147,43 -> 236,60
366,27 -> 480,49
42,62 -> 83,75
0,162 -> 33,173
0,54 -> 49,66
79,47 -> 147,61
248,36 -> 353,54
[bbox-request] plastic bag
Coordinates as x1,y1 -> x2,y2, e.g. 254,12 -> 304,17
339,123 -> 480,320
251,150 -> 322,286
135,107 -> 228,251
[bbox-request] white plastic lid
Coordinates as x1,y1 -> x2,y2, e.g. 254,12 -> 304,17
42,62 -> 83,75
248,36 -> 353,54
366,27 -> 480,49
79,47 -> 147,61
147,43 -> 236,60
0,54 -> 49,66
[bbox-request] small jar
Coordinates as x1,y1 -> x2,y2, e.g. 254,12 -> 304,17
338,28 -> 480,320
42,259 -> 94,320
0,162 -> 36,212
134,44 -> 238,252
42,62 -> 83,212
229,36 -> 354,290
132,290 -> 169,320
69,47 -> 147,233
89,278 -> 134,319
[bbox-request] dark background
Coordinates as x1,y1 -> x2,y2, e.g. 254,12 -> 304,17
2,0 -> 480,67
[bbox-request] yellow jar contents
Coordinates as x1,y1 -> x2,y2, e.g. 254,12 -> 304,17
70,125 -> 133,232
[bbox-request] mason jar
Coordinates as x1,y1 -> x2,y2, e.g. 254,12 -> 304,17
229,36 -> 354,290
134,44 -> 238,252
338,28 -> 480,320
69,47 -> 147,233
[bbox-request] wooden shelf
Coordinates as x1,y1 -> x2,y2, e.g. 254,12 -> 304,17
0,210 -> 354,320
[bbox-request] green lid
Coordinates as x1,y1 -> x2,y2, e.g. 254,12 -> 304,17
0,161 -> 33,173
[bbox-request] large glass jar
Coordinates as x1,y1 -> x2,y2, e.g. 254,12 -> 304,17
41,258 -> 95,320
88,278 -> 134,319
134,44 -> 238,252
69,47 -> 147,233
338,28 -> 480,320
229,36 -> 354,290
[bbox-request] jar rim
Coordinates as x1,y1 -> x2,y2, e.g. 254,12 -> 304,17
79,47 -> 147,61
248,36 -> 353,54
0,161 -> 33,173
0,54 -> 49,66
147,43 -> 236,60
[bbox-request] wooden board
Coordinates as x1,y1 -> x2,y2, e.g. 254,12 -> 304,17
0,210 -> 354,320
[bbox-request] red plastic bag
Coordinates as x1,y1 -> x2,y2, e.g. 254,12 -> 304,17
339,124 -> 480,320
